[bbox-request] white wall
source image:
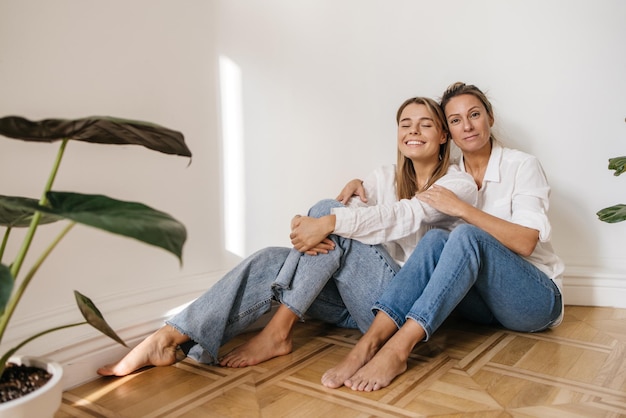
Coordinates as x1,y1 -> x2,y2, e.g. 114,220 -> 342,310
0,0 -> 229,386
0,0 -> 625,388
215,0 -> 626,301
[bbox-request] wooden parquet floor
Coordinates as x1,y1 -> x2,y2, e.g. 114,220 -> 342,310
56,305 -> 626,417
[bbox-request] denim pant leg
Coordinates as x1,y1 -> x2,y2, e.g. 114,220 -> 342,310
274,198 -> 400,333
373,229 -> 449,332
276,235 -> 399,332
305,279 -> 358,330
166,246 -> 290,364
377,224 -> 562,341
274,245 -> 344,319
332,239 -> 400,332
273,199 -> 349,318
451,225 -> 562,332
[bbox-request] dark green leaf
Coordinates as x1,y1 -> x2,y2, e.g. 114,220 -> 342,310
0,264 -> 13,315
39,191 -> 186,261
608,156 -> 626,176
0,195 -> 62,227
597,204 -> 626,223
0,116 -> 191,157
74,291 -> 126,347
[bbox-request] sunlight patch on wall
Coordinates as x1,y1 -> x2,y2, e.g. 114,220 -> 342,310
219,56 -> 245,257
163,300 -> 193,317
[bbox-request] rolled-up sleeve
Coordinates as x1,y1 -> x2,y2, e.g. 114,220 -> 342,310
511,157 -> 552,242
332,167 -> 477,245
333,197 -> 429,244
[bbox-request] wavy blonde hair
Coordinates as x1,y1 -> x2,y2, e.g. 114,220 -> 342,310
395,97 -> 451,200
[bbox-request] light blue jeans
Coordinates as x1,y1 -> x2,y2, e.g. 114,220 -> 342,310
168,199 -> 400,364
374,224 -> 562,341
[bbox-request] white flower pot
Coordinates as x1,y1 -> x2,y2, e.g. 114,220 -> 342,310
0,356 -> 63,418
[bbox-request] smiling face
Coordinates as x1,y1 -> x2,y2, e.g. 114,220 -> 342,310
397,103 -> 447,164
444,94 -> 494,155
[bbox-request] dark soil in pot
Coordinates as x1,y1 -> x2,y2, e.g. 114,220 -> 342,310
0,362 -> 51,403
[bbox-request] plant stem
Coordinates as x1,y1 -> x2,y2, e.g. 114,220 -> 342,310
0,222 -> 75,344
0,320 -> 87,376
0,139 -> 70,346
0,227 -> 10,264
9,139 -> 68,280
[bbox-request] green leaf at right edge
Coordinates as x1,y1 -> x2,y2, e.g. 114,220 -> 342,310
0,264 -> 13,315
74,291 -> 127,347
608,156 -> 626,176
597,204 -> 626,223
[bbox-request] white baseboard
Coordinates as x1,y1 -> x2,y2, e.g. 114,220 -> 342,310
562,267 -> 626,308
4,268 -> 626,390
49,319 -> 168,391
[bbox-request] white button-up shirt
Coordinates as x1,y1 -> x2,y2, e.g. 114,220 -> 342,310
332,164 -> 477,266
459,142 -> 565,288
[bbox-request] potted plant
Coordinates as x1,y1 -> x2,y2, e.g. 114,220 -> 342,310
597,119 -> 626,223
0,116 -> 191,416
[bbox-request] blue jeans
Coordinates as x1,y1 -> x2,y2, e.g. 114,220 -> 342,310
374,224 -> 562,341
167,199 -> 400,364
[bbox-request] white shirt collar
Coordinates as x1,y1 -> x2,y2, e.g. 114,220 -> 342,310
460,141 -> 503,184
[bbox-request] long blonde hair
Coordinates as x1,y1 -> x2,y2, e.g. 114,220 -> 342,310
395,97 -> 451,200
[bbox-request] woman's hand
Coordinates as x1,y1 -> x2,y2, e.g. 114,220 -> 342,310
419,185 -> 539,256
302,238 -> 335,256
417,184 -> 469,217
336,179 -> 367,204
290,215 -> 336,254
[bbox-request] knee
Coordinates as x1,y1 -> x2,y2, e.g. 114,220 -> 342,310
420,228 -> 449,250
423,228 -> 449,242
449,224 -> 488,246
406,229 -> 449,265
444,224 -> 486,257
307,199 -> 343,218
451,223 -> 480,237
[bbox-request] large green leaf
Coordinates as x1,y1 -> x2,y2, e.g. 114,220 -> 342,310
0,195 -> 62,227
39,191 -> 187,261
597,204 -> 626,223
608,156 -> 626,176
74,291 -> 126,347
0,116 -> 191,157
0,264 -> 13,315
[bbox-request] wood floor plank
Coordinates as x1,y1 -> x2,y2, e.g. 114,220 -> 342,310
57,306 -> 626,417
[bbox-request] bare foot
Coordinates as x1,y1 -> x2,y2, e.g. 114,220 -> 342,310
344,343 -> 408,392
344,320 -> 425,392
322,311 -> 400,389
220,303 -> 298,368
97,325 -> 188,376
219,326 -> 293,368
321,341 -> 377,389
